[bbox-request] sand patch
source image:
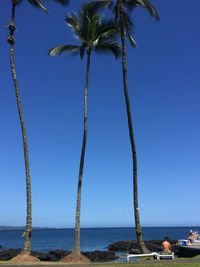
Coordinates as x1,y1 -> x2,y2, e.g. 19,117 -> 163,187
10,254 -> 40,264
61,253 -> 90,264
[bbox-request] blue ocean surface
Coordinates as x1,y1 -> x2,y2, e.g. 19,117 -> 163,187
0,227 -> 199,252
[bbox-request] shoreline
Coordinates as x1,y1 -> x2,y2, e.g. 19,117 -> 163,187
0,241 -> 200,266
1,238 -> 200,263
0,239 -> 180,263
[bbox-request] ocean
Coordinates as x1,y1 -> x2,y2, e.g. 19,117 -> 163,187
0,227 -> 199,252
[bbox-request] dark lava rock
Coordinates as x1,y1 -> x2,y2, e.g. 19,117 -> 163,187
108,240 -> 178,254
0,249 -> 21,261
32,249 -> 71,261
49,249 -> 71,260
108,240 -> 134,251
83,250 -> 118,262
32,251 -> 56,261
0,249 -> 117,262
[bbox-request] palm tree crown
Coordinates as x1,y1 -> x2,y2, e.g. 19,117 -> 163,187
49,2 -> 121,58
90,0 -> 159,46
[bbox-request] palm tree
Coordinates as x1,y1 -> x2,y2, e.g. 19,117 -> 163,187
49,2 -> 120,262
90,0 -> 159,253
7,0 -> 69,260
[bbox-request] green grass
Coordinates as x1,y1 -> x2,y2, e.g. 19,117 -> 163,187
1,257 -> 200,266
87,256 -> 200,267
97,264 -> 200,267
1,264 -> 200,267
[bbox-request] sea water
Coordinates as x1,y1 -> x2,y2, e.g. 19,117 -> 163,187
0,227 -> 199,252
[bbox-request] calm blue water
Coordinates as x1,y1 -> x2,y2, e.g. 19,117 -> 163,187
0,227 -> 199,252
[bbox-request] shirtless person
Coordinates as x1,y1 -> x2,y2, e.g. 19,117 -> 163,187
162,237 -> 171,253
188,229 -> 197,244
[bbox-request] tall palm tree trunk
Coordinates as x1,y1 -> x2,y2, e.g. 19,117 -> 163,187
119,1 -> 148,254
8,0 -> 32,255
72,50 -> 91,255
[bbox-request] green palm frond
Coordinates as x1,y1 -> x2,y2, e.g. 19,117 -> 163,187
66,4 -> 119,45
66,12 -> 80,30
123,12 -> 137,47
96,19 -> 119,41
48,45 -> 80,56
94,42 -> 121,58
126,30 -> 137,47
90,0 -> 159,47
88,0 -> 114,12
27,0 -> 48,13
17,0 -> 69,12
49,2 -> 121,59
66,12 -> 82,39
48,0 -> 69,6
80,43 -> 87,59
127,0 -> 159,20
123,11 -> 133,33
81,1 -> 100,18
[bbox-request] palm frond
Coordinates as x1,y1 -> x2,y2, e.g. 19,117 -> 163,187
89,0 -> 119,21
127,31 -> 137,47
48,0 -> 69,5
80,43 -> 87,59
18,0 -> 69,12
51,2 -> 121,60
125,0 -> 137,10
94,42 -> 121,58
27,0 -> 48,13
88,0 -> 114,11
113,1 -> 119,22
127,0 -> 159,20
123,11 -> 133,32
122,12 -> 137,47
66,12 -> 83,39
48,45 -> 80,56
96,19 -> 120,42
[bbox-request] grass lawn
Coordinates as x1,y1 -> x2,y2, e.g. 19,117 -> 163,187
91,256 -> 200,267
95,264 -> 200,267
1,257 -> 200,266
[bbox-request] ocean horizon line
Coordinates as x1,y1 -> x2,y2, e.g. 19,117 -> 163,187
0,225 -> 199,230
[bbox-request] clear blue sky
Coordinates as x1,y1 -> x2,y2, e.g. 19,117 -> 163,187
0,0 -> 200,228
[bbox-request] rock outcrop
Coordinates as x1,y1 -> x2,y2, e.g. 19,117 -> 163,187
0,249 -> 118,262
83,250 -> 117,262
108,240 -> 179,254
